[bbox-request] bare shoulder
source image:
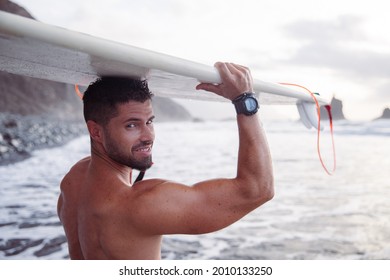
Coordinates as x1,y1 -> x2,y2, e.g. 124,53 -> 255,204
71,156 -> 91,173
131,178 -> 171,195
131,178 -> 188,194
126,179 -> 191,210
60,157 -> 90,189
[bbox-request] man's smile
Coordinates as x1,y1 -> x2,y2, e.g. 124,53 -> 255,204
133,144 -> 153,156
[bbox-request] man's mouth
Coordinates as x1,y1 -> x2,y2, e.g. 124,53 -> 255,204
133,144 -> 153,156
135,146 -> 151,152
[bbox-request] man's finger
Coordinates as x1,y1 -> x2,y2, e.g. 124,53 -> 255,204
196,82 -> 222,94
214,62 -> 233,80
226,63 -> 250,75
231,63 -> 250,73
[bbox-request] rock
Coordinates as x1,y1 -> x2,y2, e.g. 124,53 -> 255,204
0,238 -> 44,256
0,0 -> 33,19
33,236 -> 67,257
3,119 -> 18,128
320,96 -> 345,120
377,108 -> 390,119
0,113 -> 85,165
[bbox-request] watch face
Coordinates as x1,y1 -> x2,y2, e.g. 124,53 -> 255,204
244,97 -> 258,111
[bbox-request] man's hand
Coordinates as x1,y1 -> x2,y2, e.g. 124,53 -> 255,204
196,62 -> 254,101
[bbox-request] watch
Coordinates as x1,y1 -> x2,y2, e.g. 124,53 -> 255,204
232,92 -> 259,116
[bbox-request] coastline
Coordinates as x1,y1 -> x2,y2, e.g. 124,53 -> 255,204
0,113 -> 86,166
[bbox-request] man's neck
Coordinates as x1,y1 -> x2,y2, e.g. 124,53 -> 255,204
90,145 -> 132,186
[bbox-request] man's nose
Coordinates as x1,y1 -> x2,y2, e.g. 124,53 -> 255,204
140,125 -> 154,141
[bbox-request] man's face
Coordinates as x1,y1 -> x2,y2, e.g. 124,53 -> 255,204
102,100 -> 155,170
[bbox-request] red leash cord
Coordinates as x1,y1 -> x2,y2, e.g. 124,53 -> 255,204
280,83 -> 336,175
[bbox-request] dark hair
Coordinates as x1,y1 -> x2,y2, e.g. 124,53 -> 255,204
83,77 -> 153,125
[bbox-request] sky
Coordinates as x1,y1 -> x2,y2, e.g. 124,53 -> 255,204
12,0 -> 390,121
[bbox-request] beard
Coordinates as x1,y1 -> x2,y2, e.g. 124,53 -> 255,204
104,134 -> 153,171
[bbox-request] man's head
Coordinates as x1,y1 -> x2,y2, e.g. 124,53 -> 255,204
83,76 -> 153,125
83,77 -> 155,171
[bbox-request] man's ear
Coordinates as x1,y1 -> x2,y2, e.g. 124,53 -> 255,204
87,120 -> 103,144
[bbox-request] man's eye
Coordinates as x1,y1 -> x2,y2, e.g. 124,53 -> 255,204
126,123 -> 136,128
147,119 -> 154,125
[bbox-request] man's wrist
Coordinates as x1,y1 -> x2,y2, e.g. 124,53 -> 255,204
232,92 -> 259,116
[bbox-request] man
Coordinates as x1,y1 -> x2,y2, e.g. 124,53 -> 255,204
57,62 -> 274,259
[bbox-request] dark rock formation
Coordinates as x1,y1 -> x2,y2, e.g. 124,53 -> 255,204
377,108 -> 390,119
320,97 -> 345,120
0,0 -> 33,19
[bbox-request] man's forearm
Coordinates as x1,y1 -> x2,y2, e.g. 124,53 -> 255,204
235,113 -> 274,201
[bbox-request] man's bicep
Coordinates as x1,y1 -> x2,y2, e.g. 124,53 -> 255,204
189,178 -> 258,231
133,179 -> 254,235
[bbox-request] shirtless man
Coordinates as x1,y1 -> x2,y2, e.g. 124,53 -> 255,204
57,62 -> 274,259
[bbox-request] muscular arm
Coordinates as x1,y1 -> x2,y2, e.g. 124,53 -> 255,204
196,62 -> 273,200
130,62 -> 274,235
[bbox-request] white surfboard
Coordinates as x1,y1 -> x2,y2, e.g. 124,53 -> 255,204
0,11 -> 329,128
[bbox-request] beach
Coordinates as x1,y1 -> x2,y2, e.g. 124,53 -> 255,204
0,113 -> 85,165
1,119 -> 389,259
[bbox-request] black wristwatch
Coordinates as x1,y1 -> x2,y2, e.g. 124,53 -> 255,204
232,92 -> 259,116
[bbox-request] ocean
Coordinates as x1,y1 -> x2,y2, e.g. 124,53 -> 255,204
1,119 -> 389,260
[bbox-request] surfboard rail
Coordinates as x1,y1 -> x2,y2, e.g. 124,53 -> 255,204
0,11 -> 331,129
0,11 -> 329,103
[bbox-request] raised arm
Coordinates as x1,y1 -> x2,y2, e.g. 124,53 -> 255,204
129,62 -> 274,235
196,62 -> 274,199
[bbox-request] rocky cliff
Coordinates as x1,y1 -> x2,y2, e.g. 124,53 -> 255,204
0,0 -> 32,18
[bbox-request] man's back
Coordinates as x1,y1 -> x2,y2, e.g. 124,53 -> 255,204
58,157 -> 163,259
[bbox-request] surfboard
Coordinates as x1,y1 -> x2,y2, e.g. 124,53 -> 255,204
0,11 -> 329,128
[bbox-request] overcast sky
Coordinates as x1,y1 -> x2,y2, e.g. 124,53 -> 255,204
12,0 -> 390,121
